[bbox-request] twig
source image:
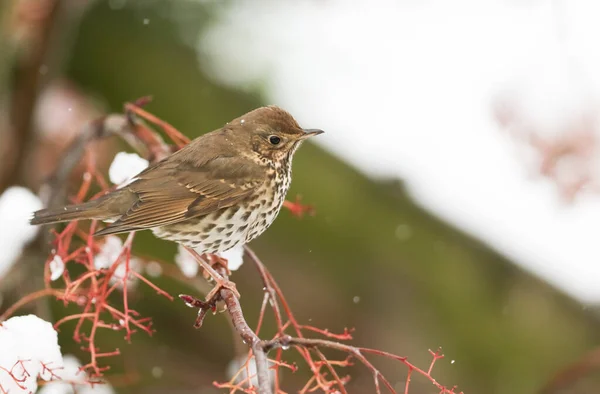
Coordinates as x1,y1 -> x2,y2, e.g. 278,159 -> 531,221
180,262 -> 273,394
181,246 -> 461,394
39,108 -> 171,208
0,288 -> 69,322
26,101 -> 461,393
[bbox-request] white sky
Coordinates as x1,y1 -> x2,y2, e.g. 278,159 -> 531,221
199,0 -> 600,303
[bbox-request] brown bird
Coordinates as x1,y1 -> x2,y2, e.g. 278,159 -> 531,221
31,106 -> 323,255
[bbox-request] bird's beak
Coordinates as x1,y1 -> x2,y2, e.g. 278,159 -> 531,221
300,128 -> 325,139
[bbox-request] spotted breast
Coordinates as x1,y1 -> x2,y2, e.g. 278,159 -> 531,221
152,162 -> 291,254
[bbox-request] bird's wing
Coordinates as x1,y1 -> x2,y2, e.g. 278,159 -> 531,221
94,155 -> 263,236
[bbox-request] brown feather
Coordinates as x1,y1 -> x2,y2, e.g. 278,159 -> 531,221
31,105 -> 323,247
94,150 -> 265,236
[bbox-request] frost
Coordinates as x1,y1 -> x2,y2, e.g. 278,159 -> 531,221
37,355 -> 115,394
49,255 -> 65,281
0,187 -> 43,279
94,236 -> 124,270
0,315 -> 63,393
218,244 -> 244,271
108,152 -> 148,187
174,245 -> 198,278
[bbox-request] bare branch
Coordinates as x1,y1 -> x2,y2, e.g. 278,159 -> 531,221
19,100 -> 462,394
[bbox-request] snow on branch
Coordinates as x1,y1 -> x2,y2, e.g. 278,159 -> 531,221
0,315 -> 63,393
0,187 -> 43,278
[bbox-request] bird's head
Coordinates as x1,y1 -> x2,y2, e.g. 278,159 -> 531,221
228,106 -> 324,166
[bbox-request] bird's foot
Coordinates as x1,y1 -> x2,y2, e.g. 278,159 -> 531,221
205,253 -> 232,276
201,254 -> 239,300
182,247 -> 240,302
179,270 -> 239,329
205,277 -> 239,303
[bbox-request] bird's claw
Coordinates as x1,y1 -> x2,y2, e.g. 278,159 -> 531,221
206,278 -> 240,301
204,253 -> 232,277
179,275 -> 240,329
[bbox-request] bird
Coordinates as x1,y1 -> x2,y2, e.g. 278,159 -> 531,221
31,106 -> 324,258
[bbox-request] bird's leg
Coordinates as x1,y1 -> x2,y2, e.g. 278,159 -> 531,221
202,264 -> 239,301
179,254 -> 237,328
205,253 -> 232,277
202,254 -> 236,302
184,247 -> 240,299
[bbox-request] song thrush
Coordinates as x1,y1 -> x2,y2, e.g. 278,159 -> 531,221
31,106 -> 323,256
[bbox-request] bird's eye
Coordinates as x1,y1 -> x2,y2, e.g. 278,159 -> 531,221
268,135 -> 281,145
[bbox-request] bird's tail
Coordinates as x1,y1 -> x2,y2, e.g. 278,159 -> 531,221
30,199 -> 114,226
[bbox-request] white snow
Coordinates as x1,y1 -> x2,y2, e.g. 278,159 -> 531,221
174,245 -> 199,278
93,236 -> 124,270
49,255 -> 65,282
108,152 -> 148,187
0,187 -> 43,279
0,315 -> 63,393
145,261 -> 163,278
175,244 -> 245,277
199,0 -> 600,303
92,236 -> 139,289
109,257 -> 141,290
497,52 -> 597,139
37,355 -> 115,394
218,244 -> 244,271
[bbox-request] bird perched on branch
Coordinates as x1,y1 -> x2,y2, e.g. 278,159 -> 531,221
31,106 -> 323,255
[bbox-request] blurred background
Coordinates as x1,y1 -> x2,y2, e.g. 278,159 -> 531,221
1,0 -> 600,393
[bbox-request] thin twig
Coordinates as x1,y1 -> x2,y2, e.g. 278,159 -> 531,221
0,288 -> 68,322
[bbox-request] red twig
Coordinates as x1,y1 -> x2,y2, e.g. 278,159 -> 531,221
14,100 -> 461,393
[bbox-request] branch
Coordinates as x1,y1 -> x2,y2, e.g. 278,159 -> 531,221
0,0 -> 62,192
180,260 -> 272,394
221,280 -> 272,394
25,101 -> 461,393
181,245 -> 461,394
40,105 -> 173,208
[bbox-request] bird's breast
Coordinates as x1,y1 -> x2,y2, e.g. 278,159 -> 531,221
152,168 -> 292,254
